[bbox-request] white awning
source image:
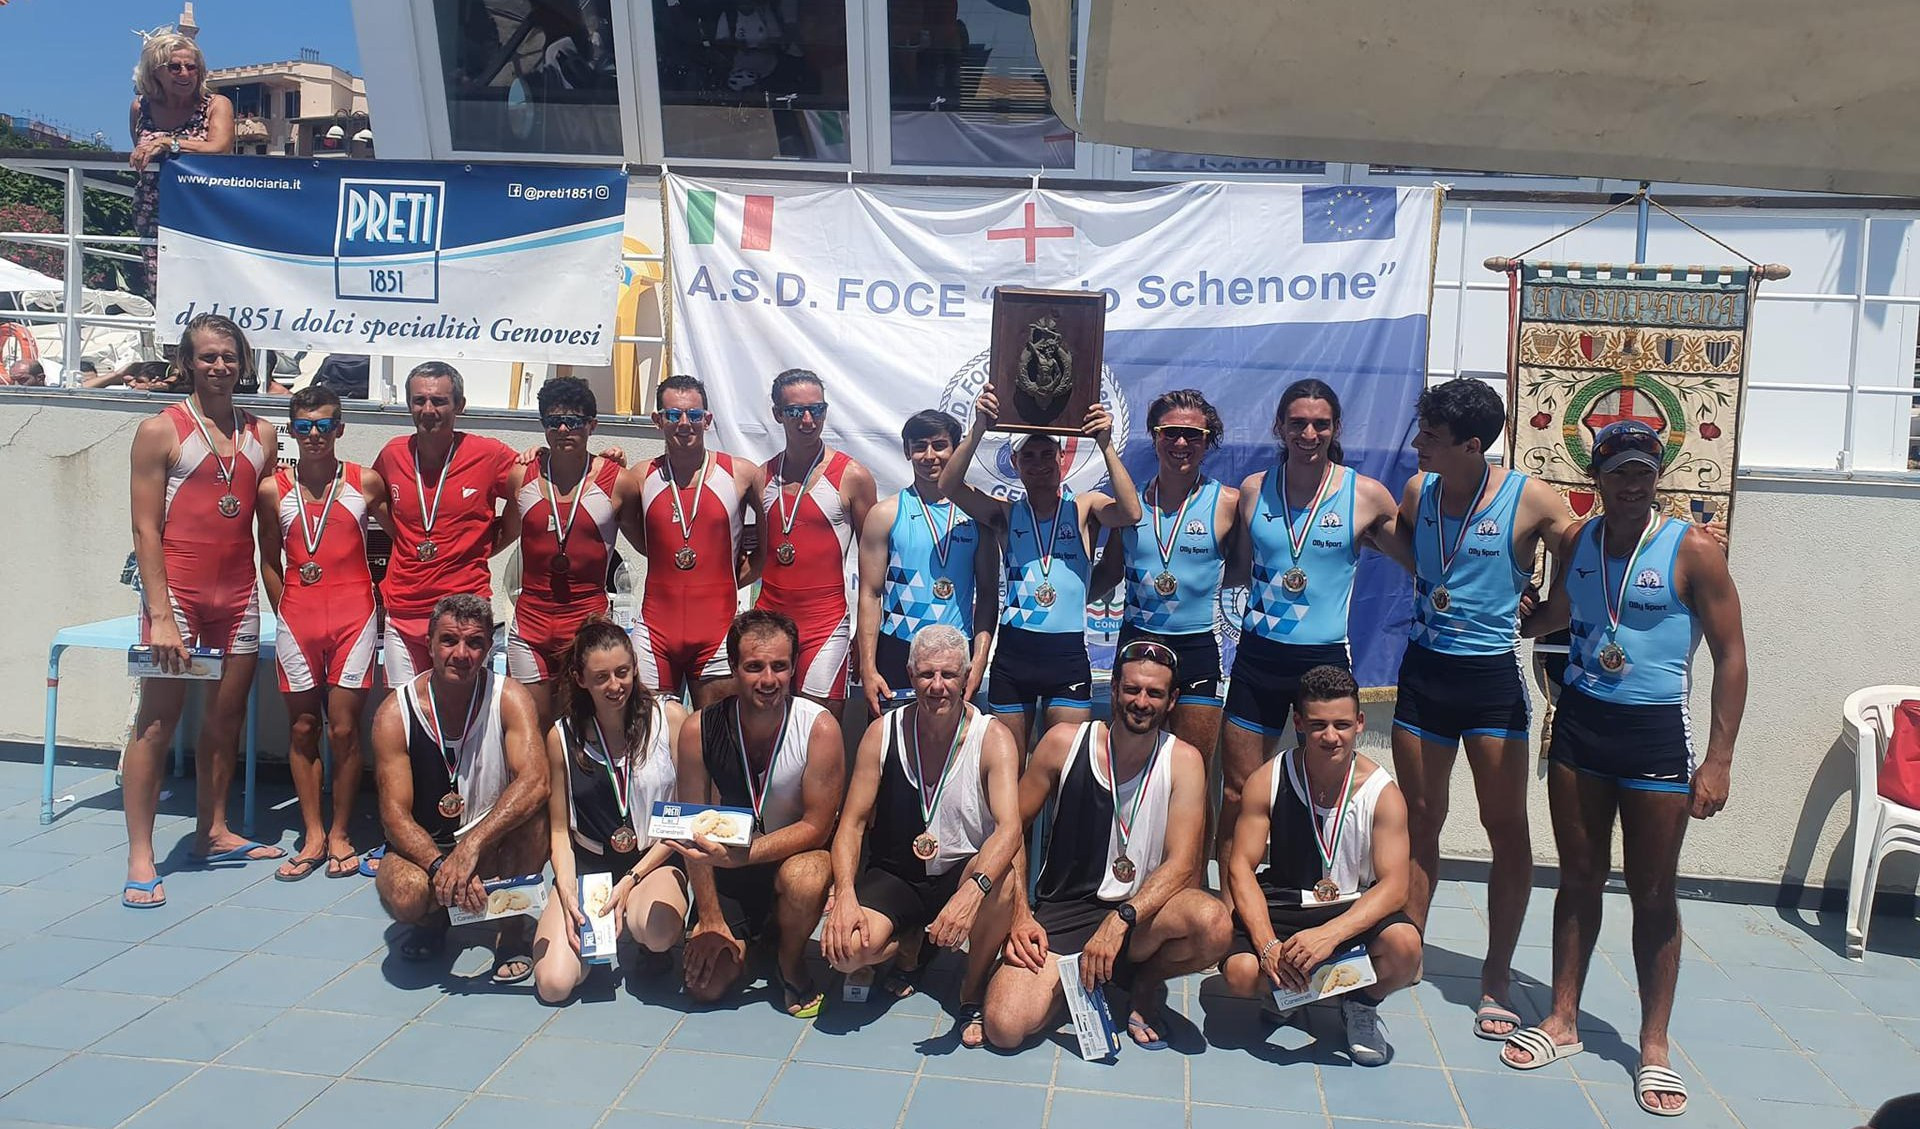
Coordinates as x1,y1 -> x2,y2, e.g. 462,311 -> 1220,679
1031,0 -> 1920,195
0,257 -> 64,293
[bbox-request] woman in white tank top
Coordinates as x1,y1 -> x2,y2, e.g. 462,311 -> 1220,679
532,621 -> 689,1004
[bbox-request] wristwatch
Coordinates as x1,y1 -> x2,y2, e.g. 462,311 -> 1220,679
426,856 -> 446,880
167,136 -> 181,155
970,872 -> 993,896
1113,902 -> 1137,931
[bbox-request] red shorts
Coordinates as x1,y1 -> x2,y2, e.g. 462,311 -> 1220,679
142,586 -> 261,657
383,609 -> 433,686
276,595 -> 378,694
506,598 -> 606,684
632,586 -> 735,693
758,589 -> 850,701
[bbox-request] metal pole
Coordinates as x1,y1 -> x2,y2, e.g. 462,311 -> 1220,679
62,166 -> 84,385
1634,180 -> 1652,264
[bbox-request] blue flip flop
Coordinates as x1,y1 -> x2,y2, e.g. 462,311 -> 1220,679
122,877 -> 166,908
358,844 -> 387,879
190,839 -> 286,865
1127,1012 -> 1170,1051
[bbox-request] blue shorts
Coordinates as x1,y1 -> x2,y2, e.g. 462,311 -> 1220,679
1118,625 -> 1222,707
987,625 -> 1092,714
1548,685 -> 1694,793
1224,635 -> 1351,736
1392,643 -> 1531,745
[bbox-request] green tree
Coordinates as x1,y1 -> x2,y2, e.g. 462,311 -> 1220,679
0,121 -> 138,290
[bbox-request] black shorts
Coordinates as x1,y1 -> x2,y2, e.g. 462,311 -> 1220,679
1228,898 -> 1420,958
1118,625 -> 1222,707
1224,636 -> 1351,736
1033,895 -> 1135,986
853,863 -> 967,934
1392,643 -> 1531,744
872,632 -> 917,709
714,863 -> 779,942
1548,685 -> 1695,794
988,625 -> 1092,714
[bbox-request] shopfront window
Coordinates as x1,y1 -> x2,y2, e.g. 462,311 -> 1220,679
887,0 -> 1072,168
433,0 -> 623,155
653,0 -> 852,161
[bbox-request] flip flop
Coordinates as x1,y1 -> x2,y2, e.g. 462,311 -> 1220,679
190,839 -> 286,865
358,844 -> 386,879
326,853 -> 360,879
274,854 -> 326,882
1474,998 -> 1524,1041
782,976 -> 824,1019
491,920 -> 534,985
1636,1064 -> 1689,1117
955,1002 -> 986,1049
399,922 -> 447,962
1502,1026 -> 1584,1071
121,877 -> 166,909
881,959 -> 926,999
1127,1011 -> 1170,1051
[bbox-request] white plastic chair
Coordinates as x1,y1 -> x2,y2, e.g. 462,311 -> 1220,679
1844,685 -> 1920,958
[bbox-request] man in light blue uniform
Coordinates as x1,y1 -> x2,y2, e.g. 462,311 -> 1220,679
1221,380 -> 1400,858
1506,419 -> 1746,1119
857,410 -> 999,716
941,387 -> 1141,755
1386,377 -> 1578,1042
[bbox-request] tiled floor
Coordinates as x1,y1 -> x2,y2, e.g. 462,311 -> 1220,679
4,754 -> 1918,1129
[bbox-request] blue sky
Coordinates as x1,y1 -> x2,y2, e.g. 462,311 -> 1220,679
0,0 -> 361,144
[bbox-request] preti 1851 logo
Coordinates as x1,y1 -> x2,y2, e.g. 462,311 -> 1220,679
333,178 -> 444,303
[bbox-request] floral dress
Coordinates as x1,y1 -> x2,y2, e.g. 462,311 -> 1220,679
132,94 -> 212,299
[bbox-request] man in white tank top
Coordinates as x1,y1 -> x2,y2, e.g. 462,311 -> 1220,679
672,611 -> 845,1016
1221,664 -> 1422,1067
983,639 -> 1231,1053
371,595 -> 551,981
824,625 -> 1024,1045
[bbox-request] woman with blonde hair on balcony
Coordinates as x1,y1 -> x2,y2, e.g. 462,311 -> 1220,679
128,30 -> 234,299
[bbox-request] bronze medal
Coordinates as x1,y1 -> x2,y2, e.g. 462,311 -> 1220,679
1154,570 -> 1179,597
609,825 -> 638,854
912,832 -> 938,861
1034,581 -> 1057,608
931,576 -> 955,601
1598,641 -> 1628,673
1429,585 -> 1452,613
417,539 -> 438,561
1111,854 -> 1137,884
1312,876 -> 1341,903
1281,566 -> 1308,595
298,561 -> 323,585
674,546 -> 697,570
438,790 -> 464,819
218,493 -> 242,518
550,552 -> 572,575
775,541 -> 796,566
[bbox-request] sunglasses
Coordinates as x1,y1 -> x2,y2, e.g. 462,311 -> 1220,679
542,413 -> 591,431
1117,639 -> 1180,674
1283,418 -> 1335,436
1152,425 -> 1210,444
779,402 -> 829,420
289,417 -> 339,436
656,407 -> 710,424
165,62 -> 200,74
1593,430 -> 1663,460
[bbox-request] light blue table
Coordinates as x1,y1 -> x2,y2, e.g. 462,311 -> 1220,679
41,611 -> 280,832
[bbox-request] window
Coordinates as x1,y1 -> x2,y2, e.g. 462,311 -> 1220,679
284,90 -> 301,121
887,0 -> 1071,168
652,0 -> 851,161
227,82 -> 265,119
433,0 -> 623,155
1132,150 -> 1326,176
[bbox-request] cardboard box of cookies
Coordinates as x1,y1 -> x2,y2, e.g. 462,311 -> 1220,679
1056,952 -> 1121,1061
577,872 -> 619,966
447,873 -> 548,927
1270,946 -> 1377,1013
126,645 -> 225,681
647,802 -> 754,847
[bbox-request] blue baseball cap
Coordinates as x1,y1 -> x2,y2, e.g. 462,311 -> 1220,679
1592,420 -> 1664,474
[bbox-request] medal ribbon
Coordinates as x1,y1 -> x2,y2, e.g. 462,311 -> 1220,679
1433,463 -> 1491,583
422,670 -> 488,793
412,434 -> 461,539
1292,748 -> 1357,876
664,453 -> 711,548
908,703 -> 970,826
1279,461 -> 1336,566
1023,491 -> 1067,583
774,445 -> 826,539
733,698 -> 793,828
591,716 -> 631,824
1600,510 -> 1662,642
1150,476 -> 1204,573
186,397 -> 241,491
297,464 -> 343,560
541,453 -> 588,557
1105,725 -> 1165,858
914,489 -> 958,572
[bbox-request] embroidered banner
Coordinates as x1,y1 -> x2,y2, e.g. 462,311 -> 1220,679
1505,262 -> 1759,531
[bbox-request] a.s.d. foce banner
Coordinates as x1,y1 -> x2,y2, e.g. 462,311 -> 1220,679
157,156 -> 624,364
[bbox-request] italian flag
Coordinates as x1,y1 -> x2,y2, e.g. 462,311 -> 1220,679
685,189 -> 775,252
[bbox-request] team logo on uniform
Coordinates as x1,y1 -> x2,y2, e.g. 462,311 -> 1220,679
1475,519 -> 1500,536
1185,519 -> 1206,535
1320,512 -> 1343,528
1635,568 -> 1663,590
939,348 -> 1130,502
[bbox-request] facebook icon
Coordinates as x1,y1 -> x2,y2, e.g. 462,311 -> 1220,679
1302,186 -> 1397,243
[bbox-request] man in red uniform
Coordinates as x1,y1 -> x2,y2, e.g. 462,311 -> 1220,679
372,362 -> 520,684
621,374 -> 764,708
257,384 -> 388,879
120,314 -> 283,908
754,368 -> 876,718
504,376 -> 634,729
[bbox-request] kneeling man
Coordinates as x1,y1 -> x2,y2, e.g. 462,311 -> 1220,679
984,638 -> 1231,1051
673,610 -> 845,1016
824,624 -> 1023,1044
374,594 -> 551,982
1221,664 -> 1422,1065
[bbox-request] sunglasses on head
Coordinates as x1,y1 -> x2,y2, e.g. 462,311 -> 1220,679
542,413 -> 591,431
165,61 -> 200,74
1593,429 -> 1663,460
657,407 -> 709,424
1152,424 -> 1210,444
779,402 -> 828,420
1117,639 -> 1180,674
289,417 -> 339,436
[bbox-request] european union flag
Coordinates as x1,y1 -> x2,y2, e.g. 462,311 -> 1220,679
1302,186 -> 1397,243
